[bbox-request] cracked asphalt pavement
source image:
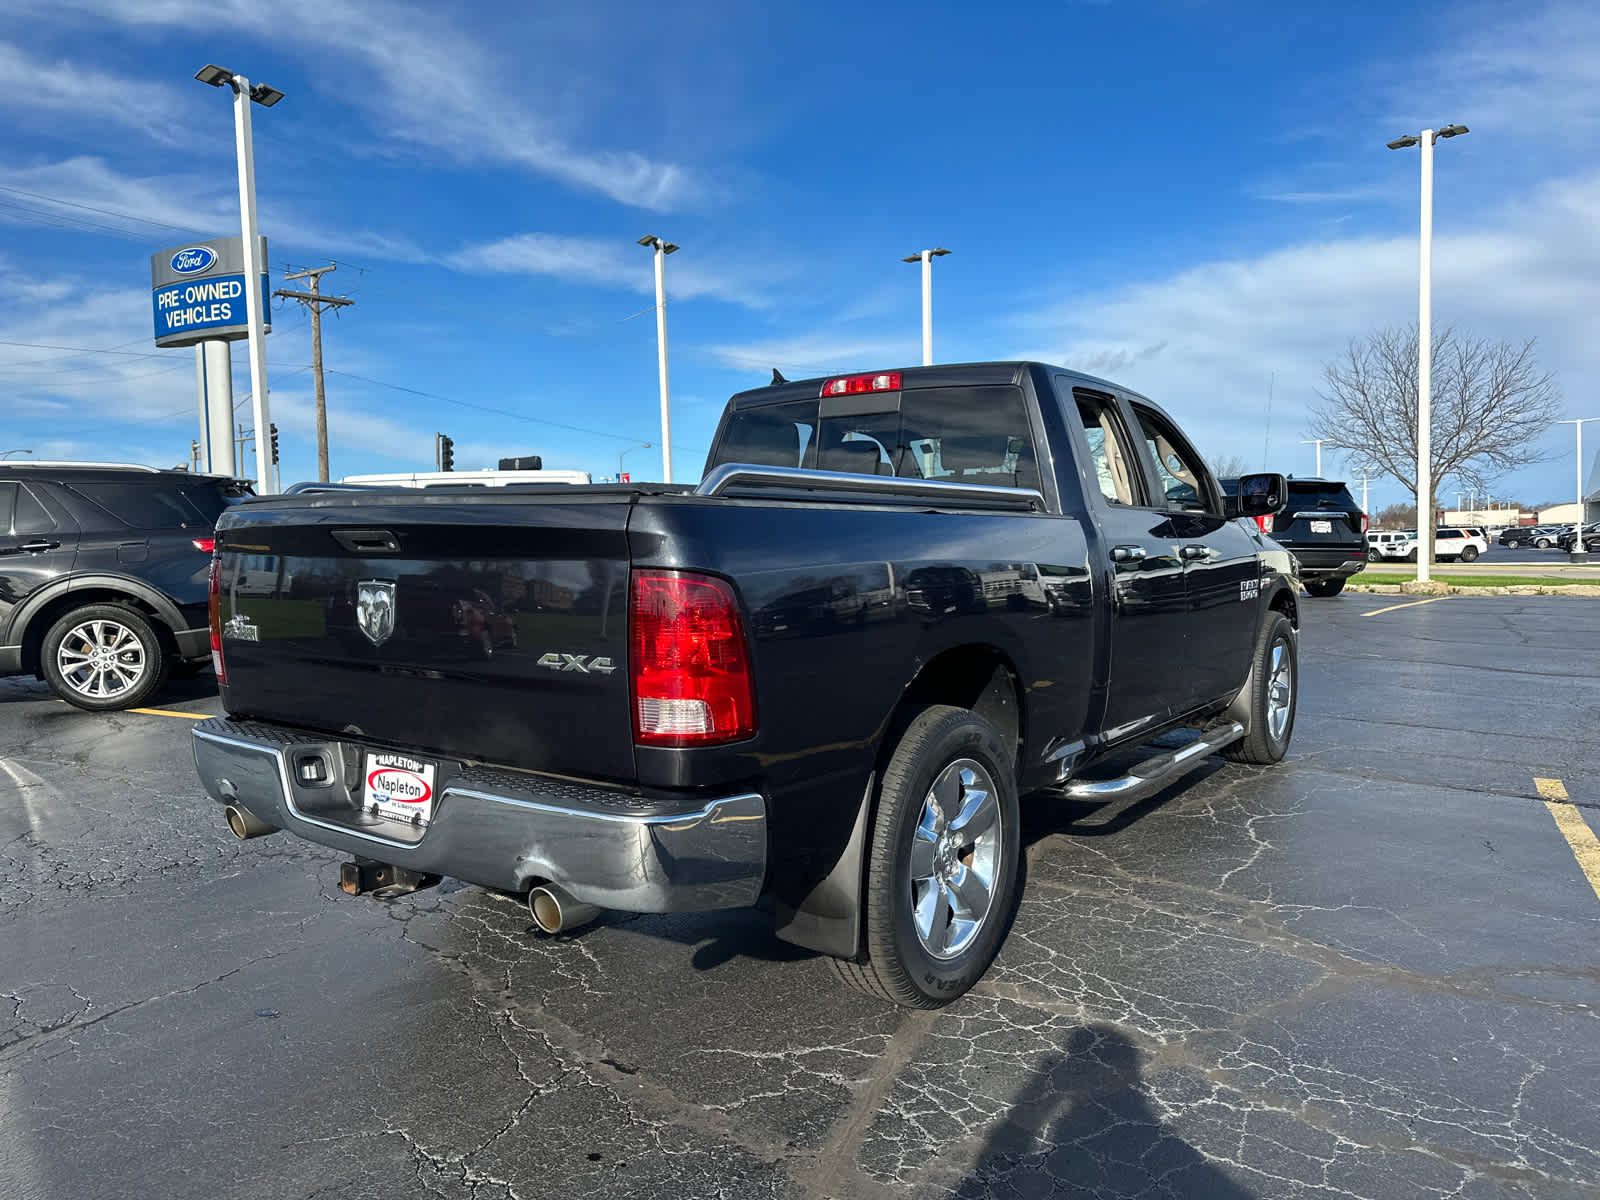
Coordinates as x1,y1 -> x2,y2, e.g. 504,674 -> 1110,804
2,595 -> 1598,1199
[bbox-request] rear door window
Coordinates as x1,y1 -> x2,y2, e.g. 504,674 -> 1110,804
1069,389 -> 1143,505
13,484 -> 56,535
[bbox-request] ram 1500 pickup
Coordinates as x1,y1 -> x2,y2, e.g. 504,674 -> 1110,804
193,362 -> 1299,1007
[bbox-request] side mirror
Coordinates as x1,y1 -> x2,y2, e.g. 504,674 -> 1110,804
1236,472 -> 1287,518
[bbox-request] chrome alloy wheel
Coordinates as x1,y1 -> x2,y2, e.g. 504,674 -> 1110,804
1266,637 -> 1294,741
908,757 -> 1003,959
55,618 -> 147,700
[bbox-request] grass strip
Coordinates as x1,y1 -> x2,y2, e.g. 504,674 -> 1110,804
1357,573 -> 1587,588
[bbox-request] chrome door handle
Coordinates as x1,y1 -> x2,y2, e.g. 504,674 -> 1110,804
19,540 -> 59,553
1180,544 -> 1211,561
1111,545 -> 1146,563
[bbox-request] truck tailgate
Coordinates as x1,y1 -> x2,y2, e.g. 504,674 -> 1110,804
213,491 -> 635,783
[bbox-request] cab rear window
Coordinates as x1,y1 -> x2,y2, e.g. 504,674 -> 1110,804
712,386 -> 1040,491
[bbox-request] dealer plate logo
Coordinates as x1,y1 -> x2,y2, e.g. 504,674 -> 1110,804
357,580 -> 397,646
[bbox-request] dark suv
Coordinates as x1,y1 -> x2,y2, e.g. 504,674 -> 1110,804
1221,476 -> 1367,597
1,463 -> 249,710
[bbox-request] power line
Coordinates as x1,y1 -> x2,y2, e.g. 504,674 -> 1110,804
322,368 -> 657,445
0,183 -> 207,238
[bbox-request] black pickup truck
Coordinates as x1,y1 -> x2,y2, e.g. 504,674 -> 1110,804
193,362 -> 1299,1007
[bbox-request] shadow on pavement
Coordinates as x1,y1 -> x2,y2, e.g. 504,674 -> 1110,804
957,1025 -> 1256,1199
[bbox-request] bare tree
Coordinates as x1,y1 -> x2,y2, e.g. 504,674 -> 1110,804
1208,452 -> 1250,478
1374,502 -> 1415,529
1308,326 -> 1560,529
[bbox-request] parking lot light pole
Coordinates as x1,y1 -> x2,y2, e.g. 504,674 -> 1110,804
637,236 -> 678,484
1388,122 -> 1468,583
1300,438 -> 1327,476
196,64 -> 284,493
619,442 -> 651,481
0,448 -> 32,459
901,248 -> 950,366
1556,417 -> 1599,563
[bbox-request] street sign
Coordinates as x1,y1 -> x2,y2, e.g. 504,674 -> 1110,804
150,236 -> 271,348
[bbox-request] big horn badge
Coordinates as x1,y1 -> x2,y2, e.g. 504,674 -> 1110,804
357,580 -> 397,647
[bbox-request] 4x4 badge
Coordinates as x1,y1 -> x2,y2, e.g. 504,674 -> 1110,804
537,653 -> 616,675
356,580 -> 397,647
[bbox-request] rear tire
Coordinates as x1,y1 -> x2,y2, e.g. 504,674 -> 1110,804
1223,613 -> 1297,765
1406,549 -> 1419,562
1536,538 -> 1552,549
1304,579 -> 1345,598
41,604 -> 169,711
830,704 -> 1020,1008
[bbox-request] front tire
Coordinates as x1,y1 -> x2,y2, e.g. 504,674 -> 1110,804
1223,613 -> 1297,765
1460,546 -> 1480,562
41,604 -> 169,711
1305,579 -> 1345,598
1536,538 -> 1552,549
831,705 -> 1021,1008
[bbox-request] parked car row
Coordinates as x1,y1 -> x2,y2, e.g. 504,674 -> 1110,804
1364,527 -> 1489,562
1497,523 -> 1599,551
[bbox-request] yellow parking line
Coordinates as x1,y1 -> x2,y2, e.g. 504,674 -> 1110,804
1535,777 -> 1600,903
1362,596 -> 1447,617
128,707 -> 210,720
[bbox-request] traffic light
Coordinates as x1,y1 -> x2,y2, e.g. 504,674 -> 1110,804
440,435 -> 454,471
270,423 -> 280,465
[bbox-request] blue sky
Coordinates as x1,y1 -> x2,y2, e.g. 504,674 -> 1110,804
2,0 -> 1597,513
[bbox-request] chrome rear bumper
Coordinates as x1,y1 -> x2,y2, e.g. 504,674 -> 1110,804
191,718 -> 766,913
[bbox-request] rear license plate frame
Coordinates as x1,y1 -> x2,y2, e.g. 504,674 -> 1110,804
362,752 -> 437,828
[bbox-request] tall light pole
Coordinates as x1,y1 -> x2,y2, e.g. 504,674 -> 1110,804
901,248 -> 950,366
1556,417 -> 1599,563
1388,122 -> 1468,583
0,449 -> 32,459
619,442 -> 652,481
196,64 -> 284,493
637,236 -> 678,484
1300,438 -> 1327,476
1359,471 -> 1373,519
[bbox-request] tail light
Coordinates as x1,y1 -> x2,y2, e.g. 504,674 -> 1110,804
192,537 -> 215,553
208,556 -> 226,684
1360,512 -> 1370,534
631,571 -> 755,747
1254,514 -> 1274,534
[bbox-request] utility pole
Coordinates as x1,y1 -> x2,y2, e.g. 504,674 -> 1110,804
274,263 -> 354,482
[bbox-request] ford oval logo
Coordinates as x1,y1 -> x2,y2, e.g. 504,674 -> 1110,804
170,246 -> 218,275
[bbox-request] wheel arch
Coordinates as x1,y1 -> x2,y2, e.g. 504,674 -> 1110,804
773,642 -> 1025,961
13,576 -> 185,676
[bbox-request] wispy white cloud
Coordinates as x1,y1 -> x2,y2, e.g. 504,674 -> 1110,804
16,0 -> 706,210
1382,0 -> 1600,137
705,332 -> 920,377
447,233 -> 770,308
0,41 -> 185,143
0,157 -> 428,262
1018,170 -> 1600,480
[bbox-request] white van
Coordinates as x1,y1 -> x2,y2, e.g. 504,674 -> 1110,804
339,469 -> 592,488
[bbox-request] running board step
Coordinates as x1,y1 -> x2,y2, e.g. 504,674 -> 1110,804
1061,722 -> 1245,804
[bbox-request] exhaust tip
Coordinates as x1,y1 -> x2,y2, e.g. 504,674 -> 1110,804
528,884 -> 601,934
224,803 -> 278,840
